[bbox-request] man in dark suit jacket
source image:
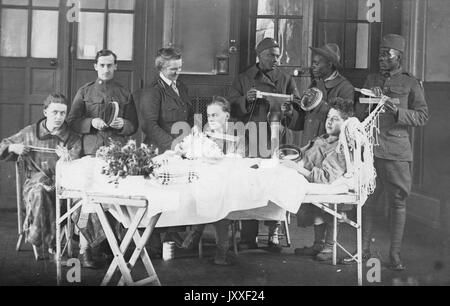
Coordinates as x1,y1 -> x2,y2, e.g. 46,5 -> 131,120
139,48 -> 194,255
140,48 -> 194,154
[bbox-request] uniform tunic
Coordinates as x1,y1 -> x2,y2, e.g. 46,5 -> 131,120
228,64 -> 299,157
355,68 -> 429,255
67,79 -> 139,155
357,68 -> 429,161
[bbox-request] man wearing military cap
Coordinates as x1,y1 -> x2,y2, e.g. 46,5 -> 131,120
228,37 -> 300,251
285,43 -> 354,146
283,42 -> 354,262
348,34 -> 429,270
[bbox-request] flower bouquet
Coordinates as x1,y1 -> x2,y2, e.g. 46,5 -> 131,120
96,139 -> 159,180
174,126 -> 223,161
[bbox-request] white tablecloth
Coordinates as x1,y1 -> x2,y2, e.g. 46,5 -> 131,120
58,156 -> 345,228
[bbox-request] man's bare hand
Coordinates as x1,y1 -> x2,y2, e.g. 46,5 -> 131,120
109,117 -> 124,129
281,102 -> 293,116
246,88 -> 258,102
92,118 -> 108,130
384,99 -> 398,115
371,87 -> 383,97
55,145 -> 69,158
8,143 -> 30,155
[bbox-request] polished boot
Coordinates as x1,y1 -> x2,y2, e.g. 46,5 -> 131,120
389,207 -> 406,271
315,222 -> 338,261
295,223 -> 326,256
79,249 -> 101,269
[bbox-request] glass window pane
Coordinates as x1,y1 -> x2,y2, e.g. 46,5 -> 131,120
318,0 -> 345,20
256,18 -> 275,46
108,13 -> 133,61
344,23 -> 368,68
346,0 -> 368,20
31,10 -> 59,58
317,22 -> 344,50
109,0 -> 134,10
257,0 -> 276,15
2,0 -> 28,5
79,0 -> 105,9
78,12 -> 104,59
279,0 -> 302,16
166,0 -> 230,74
279,19 -> 302,66
32,0 -> 59,6
0,9 -> 28,57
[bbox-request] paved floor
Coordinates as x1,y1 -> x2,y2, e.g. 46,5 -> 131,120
0,209 -> 449,286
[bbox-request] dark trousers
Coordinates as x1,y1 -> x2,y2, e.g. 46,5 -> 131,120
362,158 -> 412,257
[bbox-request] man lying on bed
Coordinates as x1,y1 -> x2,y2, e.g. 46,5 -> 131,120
280,97 -> 354,261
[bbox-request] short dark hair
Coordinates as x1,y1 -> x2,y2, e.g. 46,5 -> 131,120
328,97 -> 354,120
155,47 -> 182,71
95,49 -> 117,63
43,93 -> 67,109
207,96 -> 231,113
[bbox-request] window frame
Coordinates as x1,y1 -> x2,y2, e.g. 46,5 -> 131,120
0,0 -> 60,59
248,0 -> 305,72
76,0 -> 136,61
313,0 -> 374,71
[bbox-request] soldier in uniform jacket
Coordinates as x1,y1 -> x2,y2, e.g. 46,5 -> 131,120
347,34 -> 429,270
67,49 -> 139,156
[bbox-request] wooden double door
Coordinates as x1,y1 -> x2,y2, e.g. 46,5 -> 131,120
0,0 -> 147,208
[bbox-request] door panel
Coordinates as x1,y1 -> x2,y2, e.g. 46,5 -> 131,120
69,0 -> 145,142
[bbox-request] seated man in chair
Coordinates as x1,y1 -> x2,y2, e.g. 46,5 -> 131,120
182,96 -> 245,265
280,97 -> 354,261
0,93 -> 101,268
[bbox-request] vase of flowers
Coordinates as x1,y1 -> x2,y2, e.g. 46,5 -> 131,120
96,139 -> 159,182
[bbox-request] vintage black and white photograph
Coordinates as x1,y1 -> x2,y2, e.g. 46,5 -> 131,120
0,0 -> 449,290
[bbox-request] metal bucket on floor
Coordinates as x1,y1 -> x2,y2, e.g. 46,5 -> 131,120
162,241 -> 175,261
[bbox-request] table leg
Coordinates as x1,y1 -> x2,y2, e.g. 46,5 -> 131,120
67,199 -> 73,258
357,204 -> 362,286
333,204 -> 337,266
94,204 -> 140,286
117,213 -> 162,286
56,196 -> 62,286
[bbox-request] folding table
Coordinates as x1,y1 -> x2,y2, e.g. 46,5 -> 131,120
56,190 -> 161,286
